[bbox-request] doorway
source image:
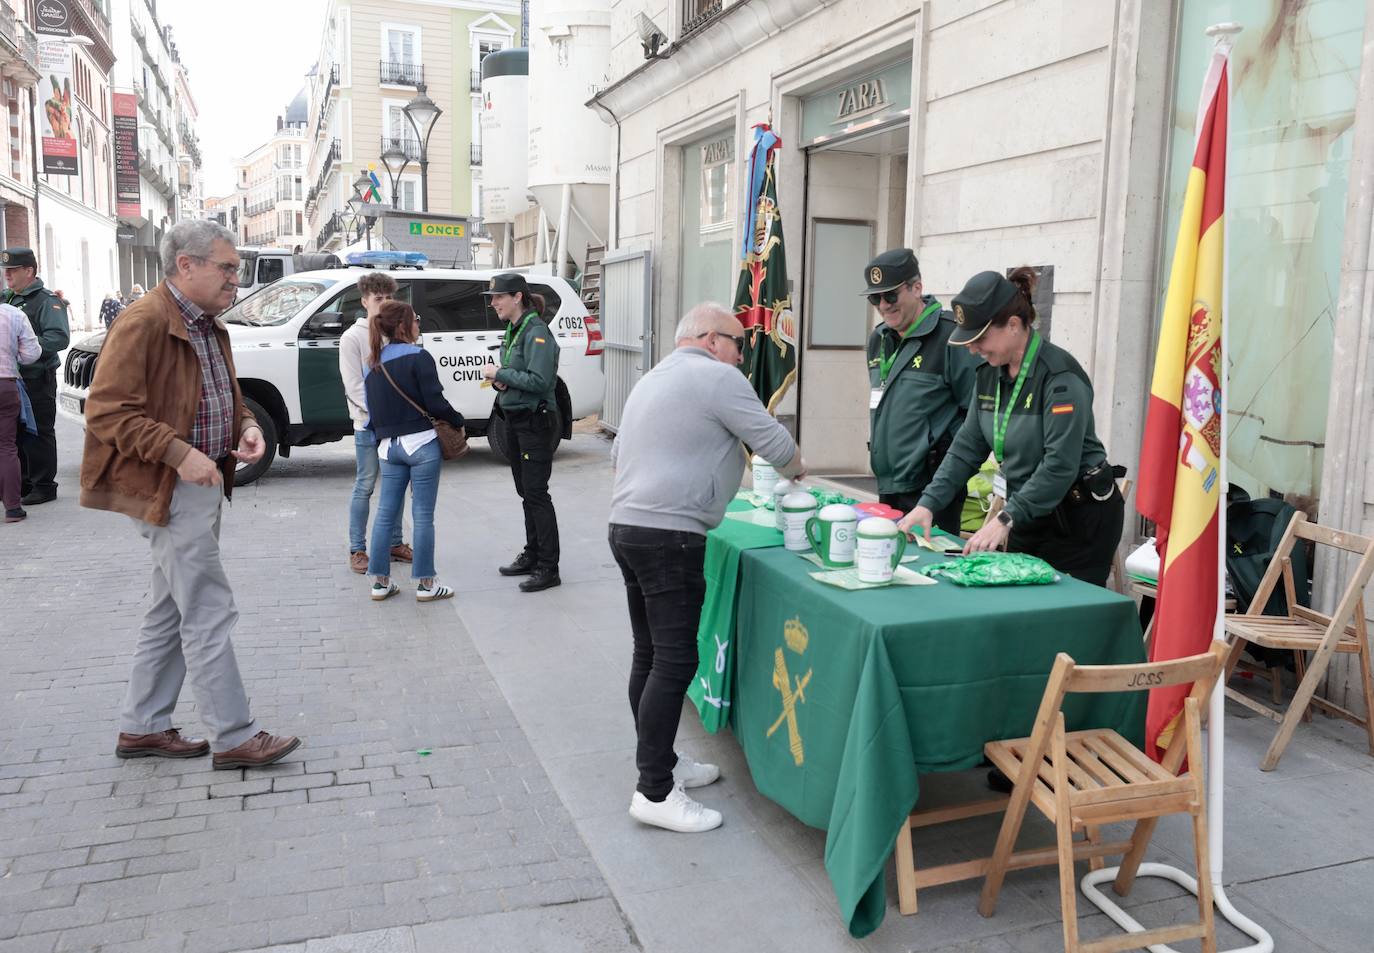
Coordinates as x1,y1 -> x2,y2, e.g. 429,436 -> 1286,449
798,125 -> 909,488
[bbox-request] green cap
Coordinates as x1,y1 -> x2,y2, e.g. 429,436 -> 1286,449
481,272 -> 529,296
948,271 -> 1019,345
860,248 -> 919,295
1,247 -> 37,270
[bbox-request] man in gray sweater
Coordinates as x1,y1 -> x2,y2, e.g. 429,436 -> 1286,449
609,302 -> 804,833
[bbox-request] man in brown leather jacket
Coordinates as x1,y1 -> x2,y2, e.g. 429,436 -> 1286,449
81,220 -> 301,769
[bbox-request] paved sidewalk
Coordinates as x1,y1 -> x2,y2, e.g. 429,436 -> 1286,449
3,418 -> 1371,953
0,421 -> 634,953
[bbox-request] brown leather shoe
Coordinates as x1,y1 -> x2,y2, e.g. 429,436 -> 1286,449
390,543 -> 413,562
116,728 -> 210,760
212,731 -> 301,770
349,551 -> 368,574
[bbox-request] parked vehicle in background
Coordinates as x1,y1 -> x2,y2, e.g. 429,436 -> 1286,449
57,269 -> 605,485
236,247 -> 342,300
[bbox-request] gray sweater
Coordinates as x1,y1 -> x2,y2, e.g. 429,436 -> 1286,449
609,347 -> 800,535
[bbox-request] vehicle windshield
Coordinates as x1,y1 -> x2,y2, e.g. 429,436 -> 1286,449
236,252 -> 256,288
222,278 -> 337,326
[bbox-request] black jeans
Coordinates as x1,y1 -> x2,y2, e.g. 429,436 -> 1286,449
608,523 -> 707,801
504,407 -> 560,571
19,368 -> 57,496
880,487 -> 966,536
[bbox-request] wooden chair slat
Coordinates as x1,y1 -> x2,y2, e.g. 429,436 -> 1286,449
1064,737 -> 1125,789
1079,734 -> 1151,784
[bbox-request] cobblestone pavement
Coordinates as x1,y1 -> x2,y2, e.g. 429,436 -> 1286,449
0,420 -> 635,953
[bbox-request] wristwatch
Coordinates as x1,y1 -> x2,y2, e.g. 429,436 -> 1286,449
996,510 -> 1014,529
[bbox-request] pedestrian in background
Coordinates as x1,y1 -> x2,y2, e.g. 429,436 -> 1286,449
363,299 -> 464,603
80,219 -> 300,769
2,248 -> 68,506
608,302 -> 806,833
129,283 -> 145,302
480,273 -> 563,593
339,270 -> 411,574
100,291 -> 124,329
1,301 -> 39,523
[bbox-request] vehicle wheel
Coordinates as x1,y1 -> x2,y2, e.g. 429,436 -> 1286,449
233,396 -> 278,487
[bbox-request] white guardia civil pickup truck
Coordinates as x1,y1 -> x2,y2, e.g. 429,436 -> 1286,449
57,268 -> 605,485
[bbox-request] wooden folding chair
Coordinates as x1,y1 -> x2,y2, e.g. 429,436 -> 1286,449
1223,512 -> 1374,771
979,642 -> 1227,952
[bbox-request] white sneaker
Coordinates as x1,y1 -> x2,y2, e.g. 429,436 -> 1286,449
673,750 -> 720,789
629,783 -> 723,833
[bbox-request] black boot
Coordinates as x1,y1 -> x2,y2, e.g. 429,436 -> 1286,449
498,552 -> 536,576
519,567 -> 561,592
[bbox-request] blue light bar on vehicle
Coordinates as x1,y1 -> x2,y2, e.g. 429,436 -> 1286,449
344,250 -> 429,269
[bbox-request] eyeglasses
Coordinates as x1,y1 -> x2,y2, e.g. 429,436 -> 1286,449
698,330 -> 746,351
867,287 -> 904,307
192,256 -> 240,278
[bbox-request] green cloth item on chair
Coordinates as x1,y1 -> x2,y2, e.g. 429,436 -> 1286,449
960,458 -> 1001,532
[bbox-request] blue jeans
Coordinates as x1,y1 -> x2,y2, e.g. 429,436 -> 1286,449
368,438 -> 441,580
350,430 -> 403,553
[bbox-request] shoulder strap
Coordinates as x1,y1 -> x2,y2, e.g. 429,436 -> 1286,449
377,358 -> 437,423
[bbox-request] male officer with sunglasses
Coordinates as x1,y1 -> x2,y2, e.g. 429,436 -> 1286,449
862,248 -> 979,533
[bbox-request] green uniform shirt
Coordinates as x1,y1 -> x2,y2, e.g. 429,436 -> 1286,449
7,278 -> 69,376
866,296 -> 980,494
494,311 -> 559,413
918,338 -> 1107,524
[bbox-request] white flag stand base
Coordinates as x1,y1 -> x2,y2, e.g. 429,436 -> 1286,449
1079,864 -> 1274,953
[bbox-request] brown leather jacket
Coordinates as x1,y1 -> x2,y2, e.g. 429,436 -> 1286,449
79,281 -> 256,526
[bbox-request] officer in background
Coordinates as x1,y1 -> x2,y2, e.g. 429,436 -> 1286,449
481,273 -> 563,592
863,248 -> 979,534
3,248 -> 69,505
900,267 -> 1125,586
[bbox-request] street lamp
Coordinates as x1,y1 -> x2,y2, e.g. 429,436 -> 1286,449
402,83 -> 442,213
380,143 -> 412,213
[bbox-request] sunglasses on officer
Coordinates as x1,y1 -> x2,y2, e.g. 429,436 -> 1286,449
867,282 -> 913,307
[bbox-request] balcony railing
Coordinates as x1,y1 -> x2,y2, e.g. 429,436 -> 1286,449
380,61 -> 424,86
313,139 -> 340,199
316,211 -> 344,250
470,69 -> 481,93
381,135 -> 420,161
681,0 -> 724,37
314,63 -> 338,138
470,144 -> 482,166
0,4 -> 39,77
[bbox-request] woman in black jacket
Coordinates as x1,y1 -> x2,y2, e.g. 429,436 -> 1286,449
362,300 -> 464,602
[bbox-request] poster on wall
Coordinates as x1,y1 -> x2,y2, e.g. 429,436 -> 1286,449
37,41 -> 77,175
113,92 -> 141,218
35,0 -> 73,37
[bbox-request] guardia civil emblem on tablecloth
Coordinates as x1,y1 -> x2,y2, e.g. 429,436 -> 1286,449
767,617 -> 812,766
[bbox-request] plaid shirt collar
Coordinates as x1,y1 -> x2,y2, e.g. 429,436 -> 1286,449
166,280 -> 212,329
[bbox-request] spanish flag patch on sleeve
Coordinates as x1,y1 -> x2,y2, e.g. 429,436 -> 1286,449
1050,402 -> 1074,415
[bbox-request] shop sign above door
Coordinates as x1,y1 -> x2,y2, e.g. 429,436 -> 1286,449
801,60 -> 912,148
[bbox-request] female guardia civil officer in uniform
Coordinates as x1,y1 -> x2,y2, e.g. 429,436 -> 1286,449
481,273 -> 563,592
898,267 -> 1125,587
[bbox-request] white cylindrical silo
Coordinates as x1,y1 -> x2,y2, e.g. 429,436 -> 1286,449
479,48 -> 531,227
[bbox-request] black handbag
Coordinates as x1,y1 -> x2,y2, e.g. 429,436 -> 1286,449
377,362 -> 468,461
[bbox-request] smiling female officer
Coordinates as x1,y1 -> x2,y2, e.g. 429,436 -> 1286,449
898,267 -> 1124,587
481,273 -> 562,592
863,248 -> 979,534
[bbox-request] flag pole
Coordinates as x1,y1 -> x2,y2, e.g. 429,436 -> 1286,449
1079,22 -> 1273,952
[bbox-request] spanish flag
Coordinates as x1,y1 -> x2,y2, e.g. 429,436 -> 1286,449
1137,49 -> 1228,761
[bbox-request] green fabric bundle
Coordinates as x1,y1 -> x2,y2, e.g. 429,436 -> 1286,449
921,551 -> 1060,586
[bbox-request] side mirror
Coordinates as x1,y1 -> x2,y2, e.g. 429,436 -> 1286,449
308,310 -> 345,332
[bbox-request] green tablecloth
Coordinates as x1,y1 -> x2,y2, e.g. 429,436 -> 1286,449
726,546 -> 1146,937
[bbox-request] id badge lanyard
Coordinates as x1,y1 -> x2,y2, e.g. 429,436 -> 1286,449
502,312 -> 534,365
990,330 -> 1041,497
877,300 -> 941,386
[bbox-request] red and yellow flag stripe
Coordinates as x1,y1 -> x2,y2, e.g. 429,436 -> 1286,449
1137,52 -> 1228,761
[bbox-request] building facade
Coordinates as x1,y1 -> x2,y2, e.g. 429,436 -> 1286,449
0,1 -> 41,252
109,0 -> 187,291
234,94 -> 308,250
303,0 -> 517,252
173,59 -> 202,225
37,0 -> 118,333
592,0 -> 1374,709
